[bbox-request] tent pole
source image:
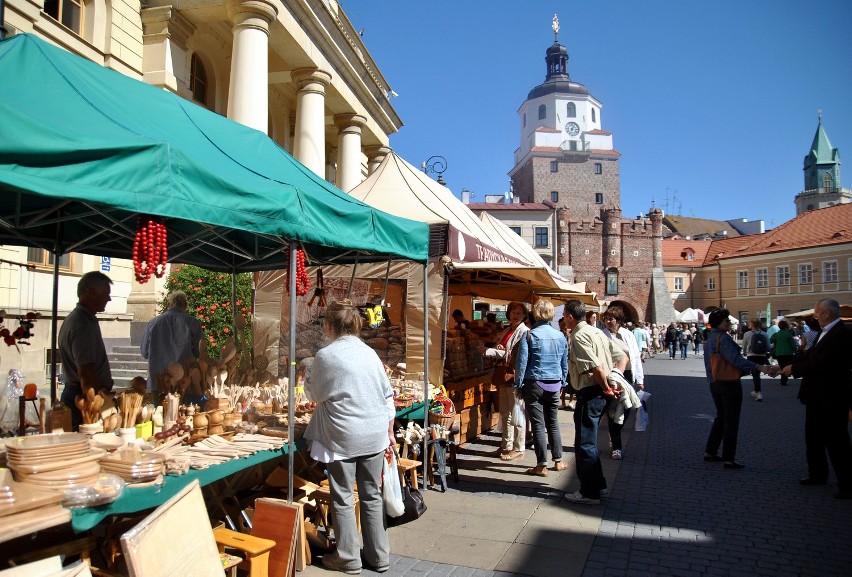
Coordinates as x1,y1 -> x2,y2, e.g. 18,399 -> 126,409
49,234 -> 61,404
346,256 -> 359,300
380,260 -> 391,304
287,242 -> 297,503
231,270 -> 237,341
421,263 -> 429,486
0,0 -> 6,41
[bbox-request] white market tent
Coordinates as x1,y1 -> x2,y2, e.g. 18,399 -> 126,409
255,151 -> 593,384
676,307 -> 705,324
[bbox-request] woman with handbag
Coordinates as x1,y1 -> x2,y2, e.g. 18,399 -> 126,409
304,299 -> 395,574
703,308 -> 775,470
486,301 -> 529,461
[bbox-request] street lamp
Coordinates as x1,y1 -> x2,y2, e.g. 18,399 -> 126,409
421,155 -> 447,185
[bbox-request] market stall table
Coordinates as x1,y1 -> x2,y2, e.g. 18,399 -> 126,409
71,445 -> 293,532
395,401 -> 425,422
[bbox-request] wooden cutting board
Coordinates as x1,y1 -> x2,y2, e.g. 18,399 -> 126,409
251,498 -> 301,577
0,469 -> 64,518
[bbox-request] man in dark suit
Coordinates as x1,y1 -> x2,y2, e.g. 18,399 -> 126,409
781,298 -> 852,499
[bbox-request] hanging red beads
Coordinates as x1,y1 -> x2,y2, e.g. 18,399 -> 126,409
133,215 -> 169,284
285,248 -> 311,296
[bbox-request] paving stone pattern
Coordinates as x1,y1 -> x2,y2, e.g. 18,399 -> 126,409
304,355 -> 852,577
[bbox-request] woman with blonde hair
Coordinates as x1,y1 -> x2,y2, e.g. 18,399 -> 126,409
304,299 -> 395,574
486,301 -> 529,461
515,299 -> 569,476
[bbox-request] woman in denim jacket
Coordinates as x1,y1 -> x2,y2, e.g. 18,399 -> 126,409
515,300 -> 568,476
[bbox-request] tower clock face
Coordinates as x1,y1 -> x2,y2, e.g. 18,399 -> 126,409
565,122 -> 580,136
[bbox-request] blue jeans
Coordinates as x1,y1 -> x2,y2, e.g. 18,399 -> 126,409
680,343 -> 688,359
522,382 -> 563,466
704,380 -> 743,462
574,388 -> 608,498
668,342 -> 676,358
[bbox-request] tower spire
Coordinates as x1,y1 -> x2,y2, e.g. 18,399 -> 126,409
552,14 -> 560,42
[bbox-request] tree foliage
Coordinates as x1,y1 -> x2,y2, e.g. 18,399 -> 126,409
161,265 -> 252,359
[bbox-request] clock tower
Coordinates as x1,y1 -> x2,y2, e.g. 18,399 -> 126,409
509,15 -> 621,220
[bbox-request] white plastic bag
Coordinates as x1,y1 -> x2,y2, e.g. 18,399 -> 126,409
634,390 -> 651,432
511,397 -> 526,430
383,452 -> 405,518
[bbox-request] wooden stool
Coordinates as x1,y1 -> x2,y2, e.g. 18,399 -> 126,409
213,527 -> 276,577
312,485 -> 361,536
397,457 -> 422,490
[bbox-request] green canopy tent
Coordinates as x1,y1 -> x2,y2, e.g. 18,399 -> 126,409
0,34 -> 427,268
0,34 -> 430,499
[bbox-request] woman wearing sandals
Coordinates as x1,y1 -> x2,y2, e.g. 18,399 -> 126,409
514,300 -> 569,476
486,301 -> 530,461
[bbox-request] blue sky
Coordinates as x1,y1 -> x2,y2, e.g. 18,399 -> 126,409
343,1 -> 852,229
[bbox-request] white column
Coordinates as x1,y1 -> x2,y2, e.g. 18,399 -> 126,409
364,145 -> 392,175
292,68 -> 332,177
334,114 -> 367,192
226,0 -> 277,132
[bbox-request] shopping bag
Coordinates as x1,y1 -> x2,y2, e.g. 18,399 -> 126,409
511,397 -> 526,430
634,390 -> 651,432
386,485 -> 427,527
383,453 -> 405,518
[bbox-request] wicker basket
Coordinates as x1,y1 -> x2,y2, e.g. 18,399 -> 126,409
428,411 -> 457,428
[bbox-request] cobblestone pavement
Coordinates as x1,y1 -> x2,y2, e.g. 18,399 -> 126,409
305,354 -> 852,577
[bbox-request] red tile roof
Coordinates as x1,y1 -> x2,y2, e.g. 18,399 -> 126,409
589,149 -> 622,157
531,146 -> 563,152
466,202 -> 553,211
703,203 -> 852,262
585,129 -> 612,135
662,239 -> 713,266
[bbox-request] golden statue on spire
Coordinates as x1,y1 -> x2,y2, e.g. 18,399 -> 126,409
552,14 -> 560,41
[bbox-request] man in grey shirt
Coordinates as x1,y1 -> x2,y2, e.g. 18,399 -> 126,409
141,290 -> 202,391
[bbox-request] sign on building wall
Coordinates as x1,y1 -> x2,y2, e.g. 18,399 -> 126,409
100,256 -> 111,272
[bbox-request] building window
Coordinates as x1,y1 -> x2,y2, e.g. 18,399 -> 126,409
550,161 -> 558,172
823,260 -> 838,282
509,226 -> 521,236
523,113 -> 526,128
799,263 -> 813,285
190,53 -> 208,107
674,277 -> 684,291
534,227 -> 548,248
822,172 -> 833,192
776,265 -> 790,286
707,277 -> 716,290
737,270 -> 748,289
538,104 -> 546,120
550,191 -> 558,203
44,0 -> 83,34
569,140 -> 578,151
594,163 -> 602,174
756,267 -> 768,288
591,108 -> 596,122
849,259 -> 852,282
567,102 -> 576,118
27,247 -> 71,270
595,193 -> 603,204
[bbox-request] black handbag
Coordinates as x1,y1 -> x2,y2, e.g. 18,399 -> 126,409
386,485 -> 427,527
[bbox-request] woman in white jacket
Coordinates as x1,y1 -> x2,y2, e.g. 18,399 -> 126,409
601,305 -> 645,460
485,301 -> 529,461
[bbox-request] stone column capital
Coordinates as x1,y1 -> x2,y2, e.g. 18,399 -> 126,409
292,68 -> 332,94
364,144 -> 391,159
333,113 -> 367,134
227,0 -> 278,32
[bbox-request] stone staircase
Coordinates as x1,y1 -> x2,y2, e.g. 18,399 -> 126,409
109,343 -> 148,389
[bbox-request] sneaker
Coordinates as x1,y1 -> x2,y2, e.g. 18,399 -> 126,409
750,391 -> 758,399
756,392 -> 763,401
564,490 -> 600,505
362,562 -> 389,573
611,449 -> 622,460
322,553 -> 362,575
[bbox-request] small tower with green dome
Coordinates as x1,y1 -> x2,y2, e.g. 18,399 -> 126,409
794,112 -> 850,215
